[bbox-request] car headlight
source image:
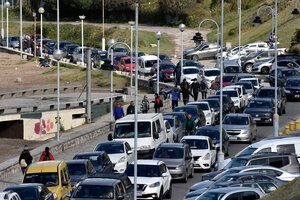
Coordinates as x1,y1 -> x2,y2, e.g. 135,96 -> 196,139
140,145 -> 151,150
285,89 -> 291,94
176,165 -> 184,170
53,193 -> 58,200
149,181 -> 160,188
118,156 -> 126,163
241,129 -> 250,135
203,153 -> 210,160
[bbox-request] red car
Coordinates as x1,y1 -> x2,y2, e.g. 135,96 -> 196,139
160,63 -> 175,82
212,74 -> 236,90
120,57 -> 136,72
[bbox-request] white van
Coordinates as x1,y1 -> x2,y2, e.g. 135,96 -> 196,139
235,136 -> 300,162
108,113 -> 167,158
137,55 -> 159,76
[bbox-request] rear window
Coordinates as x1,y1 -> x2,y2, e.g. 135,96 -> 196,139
277,144 -> 296,154
269,157 -> 290,168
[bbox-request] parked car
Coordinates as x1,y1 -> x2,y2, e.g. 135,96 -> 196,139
62,44 -> 79,59
163,115 -> 183,142
252,57 -> 274,74
241,50 -> 276,73
113,46 -> 128,55
184,42 -> 220,60
125,160 -> 172,199
176,59 -> 204,69
119,57 -> 136,72
151,62 -> 175,81
222,113 -> 257,143
163,112 -> 188,130
208,95 -> 235,114
73,152 -> 114,174
128,51 -> 145,57
211,75 -> 236,89
93,51 -> 108,68
173,105 -> 206,128
180,67 -> 200,84
217,60 -> 242,74
201,99 -> 226,122
197,68 -> 220,88
188,101 -> 216,126
0,191 -> 21,200
216,88 -> 242,112
285,77 -> 300,100
94,141 -> 133,173
153,143 -> 194,182
269,67 -> 300,87
1,36 -> 20,48
164,120 -> 175,143
138,55 -> 159,76
4,184 -> 53,200
273,59 -> 300,70
233,82 -> 255,100
44,40 -> 56,55
224,85 -> 249,108
151,53 -> 170,62
243,98 -> 275,125
233,73 -> 256,83
66,160 -> 96,188
196,126 -> 229,156
71,47 -> 86,63
239,77 -> 261,90
54,41 -> 72,50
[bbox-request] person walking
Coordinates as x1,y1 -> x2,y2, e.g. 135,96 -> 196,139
162,86 -> 171,100
183,114 -> 196,135
174,65 -> 181,87
200,77 -> 208,99
171,86 -> 180,111
180,79 -> 191,105
113,102 -> 125,121
141,95 -> 150,113
39,147 -> 54,161
269,33 -> 273,43
153,93 -> 163,113
190,78 -> 201,101
127,101 -> 135,115
19,145 -> 33,174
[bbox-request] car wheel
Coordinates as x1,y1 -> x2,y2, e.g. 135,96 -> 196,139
248,134 -> 253,144
192,55 -> 199,61
225,148 -> 229,156
182,170 -> 188,183
261,67 -> 269,74
158,188 -> 164,200
283,106 -> 286,114
278,107 -> 282,116
245,64 -> 252,73
189,167 -> 194,178
165,184 -> 172,199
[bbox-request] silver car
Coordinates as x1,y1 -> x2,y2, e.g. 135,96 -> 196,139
184,42 -> 220,60
72,46 -> 86,63
222,113 -> 257,143
163,115 -> 183,142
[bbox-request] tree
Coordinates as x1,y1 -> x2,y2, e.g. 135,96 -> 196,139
158,0 -> 189,15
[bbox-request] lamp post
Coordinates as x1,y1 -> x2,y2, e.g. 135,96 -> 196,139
238,0 -> 242,67
129,21 -> 135,96
155,31 -> 161,94
55,0 -> 60,142
291,0 -> 299,15
102,0 -> 105,51
107,38 -> 116,122
38,7 -> 44,57
179,24 -> 185,79
20,0 -> 22,59
253,5 -> 274,37
1,0 -> 3,39
33,12 -> 36,57
5,1 -> 9,48
79,15 -> 85,65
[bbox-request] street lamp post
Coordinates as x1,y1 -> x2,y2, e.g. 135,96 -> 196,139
5,1 -> 9,48
1,0 -> 3,39
38,7 -> 44,57
102,0 -> 105,51
292,0 -> 300,15
20,0 -> 22,59
55,0 -> 60,142
33,12 -> 36,57
238,0 -> 242,67
253,5 -> 275,38
79,15 -> 85,65
107,39 -> 116,122
155,31 -> 161,94
179,24 -> 185,80
129,21 -> 135,96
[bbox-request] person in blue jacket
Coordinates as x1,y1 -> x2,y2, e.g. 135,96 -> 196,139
113,102 -> 125,121
171,86 -> 180,110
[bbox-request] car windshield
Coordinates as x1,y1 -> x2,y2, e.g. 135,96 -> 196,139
6,188 -> 38,200
282,70 -> 300,77
124,59 -> 135,64
224,66 -> 241,73
205,70 -> 220,77
47,42 -> 55,47
198,192 -> 226,200
248,100 -> 272,108
74,155 -> 102,167
161,64 -> 175,70
212,169 -> 240,181
145,60 -> 157,68
184,61 -> 200,67
114,122 -> 151,138
173,107 -> 198,119
23,173 -> 59,187
191,103 -> 209,110
181,139 -> 208,149
224,158 -> 248,169
67,163 -> 86,175
114,47 -> 127,53
73,185 -> 114,199
237,147 -> 258,157
217,91 -> 238,98
286,79 -> 300,87
236,83 -> 252,90
241,79 -> 258,86
11,37 -> 19,41
68,46 -> 77,52
205,100 -> 219,109
126,164 -> 161,177
196,129 -> 219,140
257,89 -> 278,98
223,116 -> 249,125
59,43 -> 69,48
183,68 -> 199,74
154,147 -> 184,159
165,118 -> 174,127
222,76 -> 234,82
95,143 -> 124,154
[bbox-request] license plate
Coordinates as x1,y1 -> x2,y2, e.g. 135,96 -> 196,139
229,136 -> 237,140
295,95 -> 300,98
170,75 -> 174,78
253,117 -> 260,121
137,191 -> 142,196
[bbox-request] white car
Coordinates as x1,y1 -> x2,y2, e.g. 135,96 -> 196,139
197,68 -> 220,88
239,77 -> 261,90
252,57 -> 273,74
217,88 -> 242,111
125,160 -> 172,199
224,85 -> 248,107
94,141 -> 133,173
187,102 -> 215,126
0,192 -> 21,200
180,66 -> 200,84
164,120 -> 175,143
181,136 -> 217,170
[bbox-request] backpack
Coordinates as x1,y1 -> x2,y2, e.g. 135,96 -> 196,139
20,159 -> 27,168
159,98 -> 163,107
43,154 -> 50,161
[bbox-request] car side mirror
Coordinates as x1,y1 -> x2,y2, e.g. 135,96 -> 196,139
257,56 -> 261,59
62,180 -> 68,187
108,133 -> 113,141
166,128 -> 170,133
153,131 -> 159,139
128,150 -> 133,154
162,172 -> 168,177
211,108 -> 214,112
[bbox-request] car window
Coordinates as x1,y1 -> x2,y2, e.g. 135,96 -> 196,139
225,192 -> 239,200
256,147 -> 271,154
60,171 -> 65,184
277,144 -> 296,154
152,122 -> 157,134
241,191 -> 260,200
253,175 -> 273,181
258,183 -> 277,193
156,120 -> 161,131
269,157 -> 289,168
249,158 -> 268,166
117,182 -> 125,195
165,121 -> 171,130
261,169 -> 283,176
175,118 -> 180,128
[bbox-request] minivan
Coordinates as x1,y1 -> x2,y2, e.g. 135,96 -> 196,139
108,113 -> 167,158
137,55 -> 159,76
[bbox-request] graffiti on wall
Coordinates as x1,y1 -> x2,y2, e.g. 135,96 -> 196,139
34,119 -> 54,134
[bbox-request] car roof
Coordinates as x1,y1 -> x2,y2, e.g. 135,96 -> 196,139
74,152 -> 105,156
236,152 -> 293,160
175,105 -> 198,109
80,178 -> 119,186
96,141 -> 126,145
225,113 -> 249,117
240,77 -> 258,80
250,136 -> 300,148
163,115 -> 176,119
66,159 -> 89,164
163,112 -> 186,116
182,135 -> 209,140
27,161 -> 63,172
207,186 -> 261,194
131,159 -> 162,165
158,143 -> 186,148
140,55 -> 158,60
5,183 -> 43,190
197,126 -> 220,131
202,68 -> 220,71
231,165 -> 283,171
183,66 -> 199,70
116,113 -> 161,122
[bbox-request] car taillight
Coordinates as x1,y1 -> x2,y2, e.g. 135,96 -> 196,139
270,64 -> 272,70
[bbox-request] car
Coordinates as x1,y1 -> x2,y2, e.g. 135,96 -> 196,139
269,67 -> 300,87
54,41 -> 72,51
224,85 -> 248,108
278,53 -> 300,61
207,95 -> 235,114
71,47 -> 86,63
273,59 -> 300,70
153,143 -> 194,182
197,68 -> 220,88
62,44 -> 79,59
181,136 -> 217,171
4,184 -> 53,200
163,112 -> 188,130
164,120 -> 175,143
233,73 -> 256,83
188,101 -> 216,126
66,160 -> 96,188
201,99 -> 226,122
113,46 -> 128,55
0,191 -> 21,200
173,105 -> 206,128
211,75 -> 236,90
151,53 -> 170,62
1,36 -> 20,48
216,60 -> 242,74
239,77 -> 261,91
216,88 -> 242,112
222,113 -> 257,143
119,57 -> 136,72
83,49 -> 102,65
180,66 -> 200,84
176,59 -> 204,69
285,77 -> 300,100
196,126 -> 229,156
252,57 -> 274,74
241,50 -> 276,73
128,51 -> 145,57
243,98 -> 275,125
44,40 -> 56,55
93,51 -> 108,68
151,62 -> 175,82
233,82 -> 255,100
73,152 -> 114,174
138,55 -> 159,76
125,160 -> 172,199
37,38 -> 53,54
243,41 -> 269,52
184,42 -> 220,60
163,114 -> 183,142
255,87 -> 287,115
70,178 -> 129,200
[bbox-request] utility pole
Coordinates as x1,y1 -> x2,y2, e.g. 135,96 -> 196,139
33,12 -> 36,57
102,0 -> 105,51
86,48 -> 92,123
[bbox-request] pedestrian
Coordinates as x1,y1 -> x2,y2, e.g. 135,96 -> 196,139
153,93 -> 163,113
190,78 -> 201,101
19,145 -> 33,174
141,95 -> 150,113
171,86 -> 180,111
180,79 -> 191,105
39,147 -> 54,161
162,86 -> 171,100
200,77 -> 208,99
174,65 -> 181,87
127,101 -> 135,115
183,114 -> 196,135
269,33 -> 273,43
113,102 -> 125,121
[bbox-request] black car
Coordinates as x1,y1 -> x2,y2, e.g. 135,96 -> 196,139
176,59 -> 204,69
201,98 -> 226,122
163,112 -> 188,129
43,40 -> 56,55
73,151 -> 114,174
243,98 -> 275,125
173,105 -> 206,127
269,67 -> 300,87
127,51 -> 145,57
196,126 -> 229,156
278,53 -> 300,61
62,44 -> 79,59
66,159 -> 96,187
208,95 -> 235,114
241,50 -> 275,73
285,77 -> 300,100
5,183 -> 54,200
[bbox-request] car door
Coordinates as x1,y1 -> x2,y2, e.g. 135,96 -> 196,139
87,161 -> 96,177
160,163 -> 170,194
209,138 -> 217,164
125,142 -> 133,164
102,153 -> 113,173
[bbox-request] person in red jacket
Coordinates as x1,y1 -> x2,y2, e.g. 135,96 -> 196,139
153,93 -> 163,113
39,147 -> 54,161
